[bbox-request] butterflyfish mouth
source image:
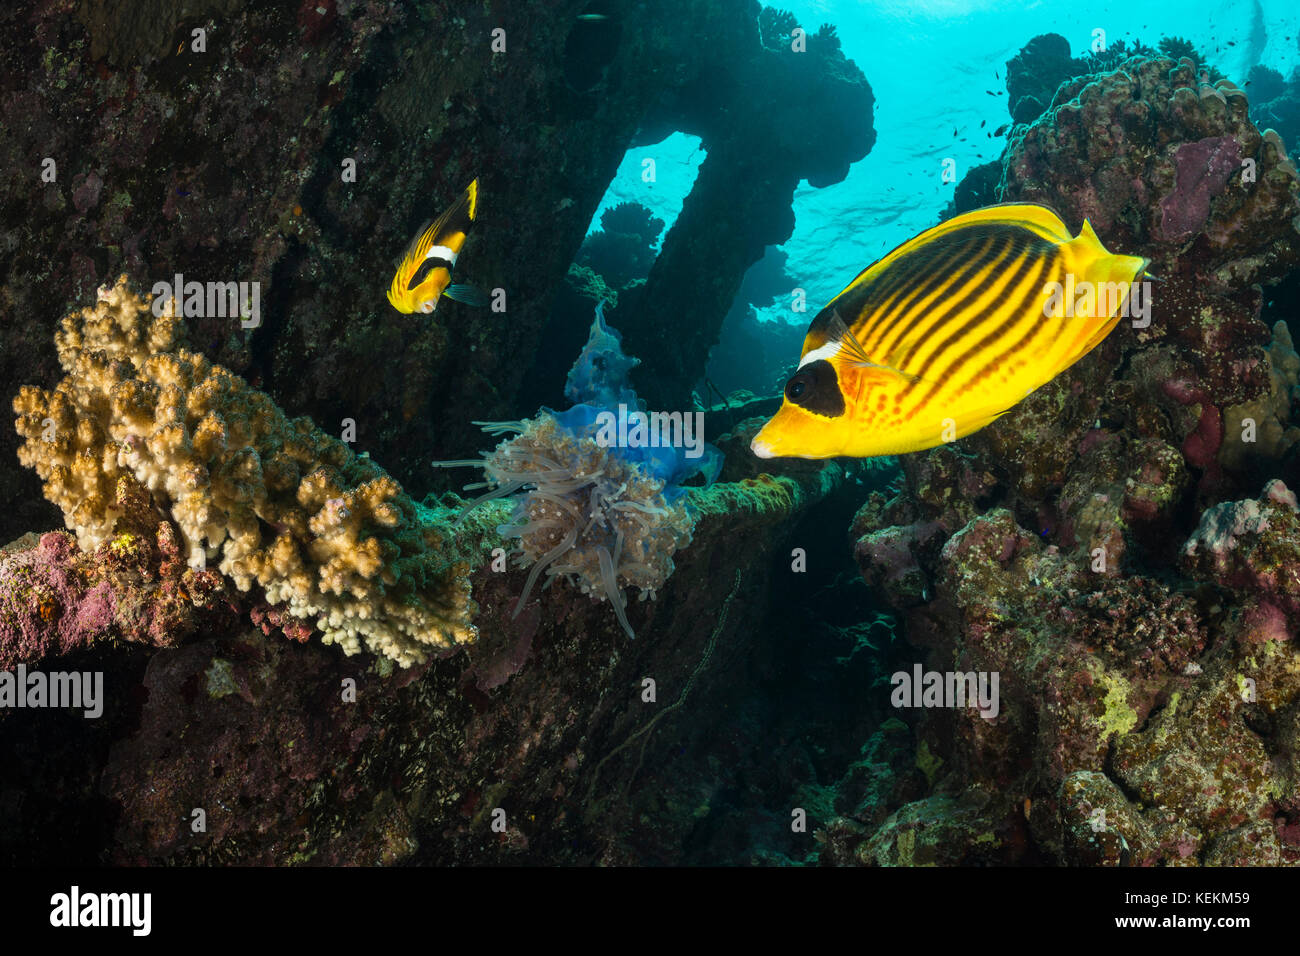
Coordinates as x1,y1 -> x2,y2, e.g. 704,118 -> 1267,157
750,435 -> 775,459
419,300 -> 437,314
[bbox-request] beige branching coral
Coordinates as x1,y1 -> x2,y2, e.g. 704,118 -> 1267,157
13,275 -> 477,666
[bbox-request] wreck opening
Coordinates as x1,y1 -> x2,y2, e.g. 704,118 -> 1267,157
581,131 -> 707,254
516,132 -> 707,413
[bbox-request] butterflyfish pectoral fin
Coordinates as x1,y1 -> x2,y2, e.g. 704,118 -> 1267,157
444,283 -> 489,307
824,309 -> 928,384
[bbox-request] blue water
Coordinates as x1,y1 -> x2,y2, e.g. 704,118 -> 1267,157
589,0 -> 1300,328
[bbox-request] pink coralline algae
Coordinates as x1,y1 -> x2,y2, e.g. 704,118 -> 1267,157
248,602 -> 314,644
853,521 -> 942,609
1157,136 -> 1242,243
0,477 -> 238,669
71,170 -> 104,215
0,533 -> 115,668
1003,55 -> 1300,285
1180,402 -> 1223,471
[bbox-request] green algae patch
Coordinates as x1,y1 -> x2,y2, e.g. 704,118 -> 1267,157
915,739 -> 943,788
893,828 -> 919,866
1095,667 -> 1139,738
205,658 -> 239,699
686,466 -> 843,524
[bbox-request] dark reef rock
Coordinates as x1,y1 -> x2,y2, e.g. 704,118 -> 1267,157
0,0 -> 885,866
10,0 -> 1300,870
995,55 -> 1300,508
1248,64 -> 1300,158
1005,33 -> 1076,126
843,53 -> 1300,865
575,202 -> 666,291
945,159 -> 1002,219
615,14 -> 875,410
702,247 -> 807,399
1,433 -> 858,864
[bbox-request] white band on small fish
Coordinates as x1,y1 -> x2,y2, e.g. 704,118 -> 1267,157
797,341 -> 841,369
424,244 -> 459,264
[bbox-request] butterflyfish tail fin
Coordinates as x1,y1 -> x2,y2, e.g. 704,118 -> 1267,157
465,178 -> 479,221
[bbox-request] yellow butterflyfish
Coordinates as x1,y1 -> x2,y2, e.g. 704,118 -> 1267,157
751,204 -> 1149,459
387,178 -> 486,314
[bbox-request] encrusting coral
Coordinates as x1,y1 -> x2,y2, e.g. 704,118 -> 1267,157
13,275 -> 476,666
831,51 -> 1300,865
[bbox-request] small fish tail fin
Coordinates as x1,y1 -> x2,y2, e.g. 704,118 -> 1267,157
1062,220 -> 1147,292
407,180 -> 479,264
1060,218 -> 1109,264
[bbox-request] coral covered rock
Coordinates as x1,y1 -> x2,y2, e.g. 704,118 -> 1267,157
832,50 -> 1300,867
575,202 -> 666,290
1220,322 -> 1300,477
1058,770 -> 1154,866
1002,55 -> 1300,288
1180,479 -> 1300,621
14,276 -> 477,665
1005,33 -> 1076,125
0,471 -> 236,669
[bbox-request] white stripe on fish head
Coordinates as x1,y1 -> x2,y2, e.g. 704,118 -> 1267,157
797,341 -> 841,370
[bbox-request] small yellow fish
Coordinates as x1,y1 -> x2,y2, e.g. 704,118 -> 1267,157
387,178 -> 484,314
751,204 -> 1148,459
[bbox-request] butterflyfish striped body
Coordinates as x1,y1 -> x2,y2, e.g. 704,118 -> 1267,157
387,179 -> 485,314
751,204 -> 1149,459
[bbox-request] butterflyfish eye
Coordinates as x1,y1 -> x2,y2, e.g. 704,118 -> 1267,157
783,359 -> 845,417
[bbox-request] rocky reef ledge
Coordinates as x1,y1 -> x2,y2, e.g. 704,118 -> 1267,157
0,279 -> 841,864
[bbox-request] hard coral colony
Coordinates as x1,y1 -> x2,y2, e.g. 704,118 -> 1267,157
13,277 -> 476,667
